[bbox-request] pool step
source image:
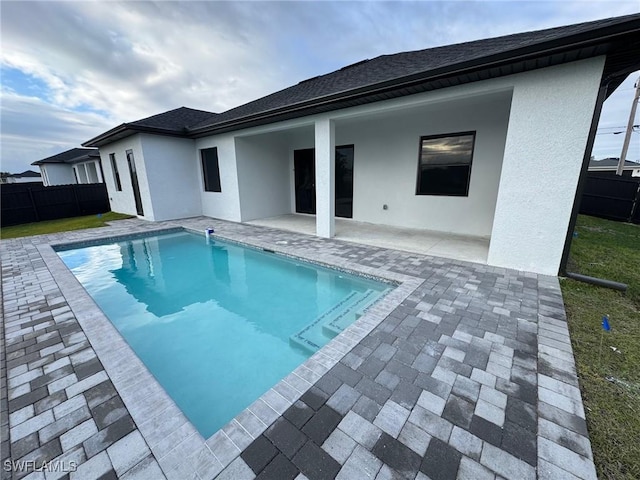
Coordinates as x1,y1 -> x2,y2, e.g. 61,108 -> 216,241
289,290 -> 379,354
289,292 -> 361,353
322,289 -> 379,337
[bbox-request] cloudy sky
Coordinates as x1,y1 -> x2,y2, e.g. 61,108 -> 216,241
1,1 -> 638,174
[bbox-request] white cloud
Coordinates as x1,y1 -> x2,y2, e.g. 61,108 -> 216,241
0,90 -> 114,173
1,1 -> 639,172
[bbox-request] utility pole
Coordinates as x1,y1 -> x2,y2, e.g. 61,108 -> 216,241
616,77 -> 640,176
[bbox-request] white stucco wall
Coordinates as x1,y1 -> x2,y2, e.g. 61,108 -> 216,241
99,135 -> 154,219
234,133 -> 291,222
195,136 -> 242,222
41,164 -> 75,185
335,91 -> 512,237
488,56 -> 606,275
139,135 -> 202,221
7,176 -> 42,184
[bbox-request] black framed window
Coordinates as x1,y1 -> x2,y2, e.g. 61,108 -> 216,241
109,153 -> 122,191
201,148 -> 222,192
416,132 -> 475,196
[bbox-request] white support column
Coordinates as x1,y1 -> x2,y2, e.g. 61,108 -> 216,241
315,118 -> 335,238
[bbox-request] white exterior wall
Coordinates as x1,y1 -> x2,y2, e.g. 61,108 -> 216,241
139,135 -> 202,221
40,164 -> 75,185
234,133 -> 291,222
99,135 -> 154,219
7,176 -> 42,184
488,56 -> 605,275
195,135 -> 242,221
336,91 -> 512,236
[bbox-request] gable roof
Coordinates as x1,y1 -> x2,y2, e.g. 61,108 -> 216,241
10,170 -> 42,178
84,13 -> 640,146
32,148 -> 100,166
128,106 -> 219,130
84,107 -> 219,148
589,157 -> 640,169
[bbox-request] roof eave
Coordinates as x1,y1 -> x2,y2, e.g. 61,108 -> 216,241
83,124 -> 189,148
83,124 -> 131,147
32,152 -> 93,165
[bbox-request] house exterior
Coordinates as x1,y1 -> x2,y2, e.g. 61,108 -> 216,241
1,170 -> 43,184
588,157 -> 640,177
84,14 -> 640,276
31,148 -> 104,186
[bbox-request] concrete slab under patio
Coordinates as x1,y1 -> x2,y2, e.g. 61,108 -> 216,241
1,216 -> 596,479
247,214 -> 490,264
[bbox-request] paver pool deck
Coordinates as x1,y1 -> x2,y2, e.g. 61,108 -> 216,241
1,217 -> 597,480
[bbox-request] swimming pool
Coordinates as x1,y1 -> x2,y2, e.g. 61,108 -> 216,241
57,230 -> 390,437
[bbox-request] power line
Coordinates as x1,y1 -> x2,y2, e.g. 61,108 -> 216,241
595,132 -> 639,136
597,125 -> 635,130
595,124 -> 639,135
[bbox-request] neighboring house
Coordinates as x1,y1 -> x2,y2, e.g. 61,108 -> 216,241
1,170 -> 43,184
588,157 -> 640,177
31,148 -> 104,186
83,14 -> 640,276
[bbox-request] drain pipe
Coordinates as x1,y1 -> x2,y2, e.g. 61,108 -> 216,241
563,272 -> 627,291
559,75 -> 629,293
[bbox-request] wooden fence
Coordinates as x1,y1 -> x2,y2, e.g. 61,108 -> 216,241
1,183 -> 110,227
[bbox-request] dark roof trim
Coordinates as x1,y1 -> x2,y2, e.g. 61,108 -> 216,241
83,107 -> 219,147
188,19 -> 639,136
82,123 -> 191,148
31,148 -> 100,166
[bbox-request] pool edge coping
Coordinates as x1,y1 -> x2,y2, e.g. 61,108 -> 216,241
38,224 -> 424,480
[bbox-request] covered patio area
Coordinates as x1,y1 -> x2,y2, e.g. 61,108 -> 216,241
247,214 -> 490,264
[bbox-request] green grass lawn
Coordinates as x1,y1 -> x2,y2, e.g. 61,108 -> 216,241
1,212 -> 132,239
561,214 -> 640,479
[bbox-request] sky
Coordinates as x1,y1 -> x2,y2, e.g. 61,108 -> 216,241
1,1 -> 639,174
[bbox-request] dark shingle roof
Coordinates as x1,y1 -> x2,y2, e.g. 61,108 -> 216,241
188,13 -> 640,133
31,148 -> 99,166
10,170 -> 42,178
84,13 -> 640,146
589,158 -> 640,168
83,107 -> 219,147
129,107 -> 219,131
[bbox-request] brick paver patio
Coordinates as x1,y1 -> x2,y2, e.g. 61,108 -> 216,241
1,217 -> 596,479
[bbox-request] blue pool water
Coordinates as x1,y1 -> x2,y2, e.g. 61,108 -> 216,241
57,231 -> 389,437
